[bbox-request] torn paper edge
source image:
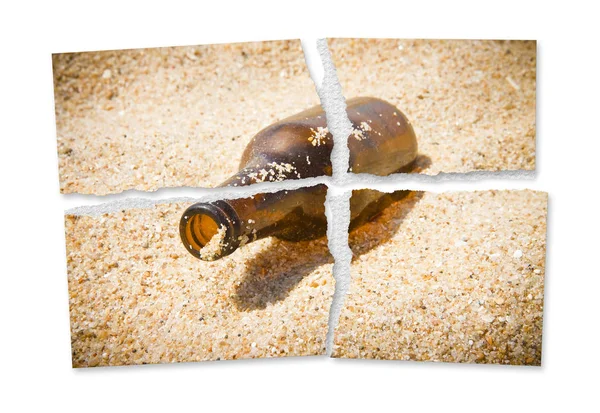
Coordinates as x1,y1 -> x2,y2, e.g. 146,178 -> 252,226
324,190 -> 352,354
315,38 -> 353,183
65,177 -> 329,215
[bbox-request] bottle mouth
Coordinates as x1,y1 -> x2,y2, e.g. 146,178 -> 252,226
179,201 -> 241,261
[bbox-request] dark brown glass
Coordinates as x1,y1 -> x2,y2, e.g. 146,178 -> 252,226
181,185 -> 328,260
346,97 -> 418,175
180,97 -> 418,260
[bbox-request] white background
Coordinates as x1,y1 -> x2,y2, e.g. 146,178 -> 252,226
1,1 -> 598,411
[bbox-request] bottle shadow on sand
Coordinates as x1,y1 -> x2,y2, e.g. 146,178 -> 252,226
348,191 -> 425,259
232,237 -> 333,311
231,155 -> 431,311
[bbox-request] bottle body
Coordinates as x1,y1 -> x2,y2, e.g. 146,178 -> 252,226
181,97 -> 418,260
220,96 -> 418,185
346,97 -> 418,175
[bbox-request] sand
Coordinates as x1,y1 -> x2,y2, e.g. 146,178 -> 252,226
199,225 -> 226,261
53,40 -> 319,195
65,202 -> 333,367
327,39 -> 536,174
333,190 -> 547,365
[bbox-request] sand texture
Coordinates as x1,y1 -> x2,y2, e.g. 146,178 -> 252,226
328,39 -> 536,174
53,40 -> 319,195
65,202 -> 333,367
333,190 -> 547,365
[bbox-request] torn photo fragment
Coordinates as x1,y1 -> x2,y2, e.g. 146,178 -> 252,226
326,39 -> 536,175
65,187 -> 333,367
333,190 -> 547,365
53,39 -> 322,194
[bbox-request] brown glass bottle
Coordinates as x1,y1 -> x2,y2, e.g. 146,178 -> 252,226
180,97 -> 418,260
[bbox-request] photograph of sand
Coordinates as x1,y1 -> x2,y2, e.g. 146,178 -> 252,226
328,39 -> 536,175
65,189 -> 333,367
57,38 -> 547,368
334,190 -> 547,365
53,39 -> 320,195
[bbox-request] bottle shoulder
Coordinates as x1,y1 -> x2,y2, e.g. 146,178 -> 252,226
238,118 -> 333,175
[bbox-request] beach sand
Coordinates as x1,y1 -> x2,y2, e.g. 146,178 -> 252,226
327,39 -> 536,174
53,40 -> 318,195
65,201 -> 333,367
333,190 -> 547,365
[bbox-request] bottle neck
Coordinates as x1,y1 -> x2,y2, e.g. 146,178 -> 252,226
180,185 -> 327,260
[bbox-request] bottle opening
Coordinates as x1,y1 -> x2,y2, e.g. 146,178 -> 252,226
185,213 -> 219,251
180,201 -> 241,261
